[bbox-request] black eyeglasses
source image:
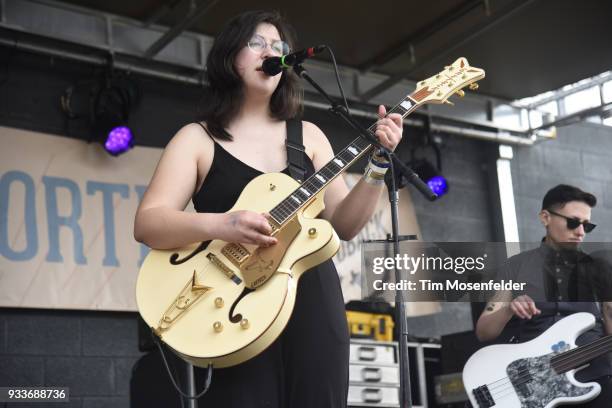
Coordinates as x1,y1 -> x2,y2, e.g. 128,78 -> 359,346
547,209 -> 596,233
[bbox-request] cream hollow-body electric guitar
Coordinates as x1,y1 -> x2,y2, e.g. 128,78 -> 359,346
463,312 -> 612,408
136,57 -> 485,368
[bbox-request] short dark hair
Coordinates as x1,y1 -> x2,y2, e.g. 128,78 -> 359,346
198,10 -> 303,140
541,184 -> 597,210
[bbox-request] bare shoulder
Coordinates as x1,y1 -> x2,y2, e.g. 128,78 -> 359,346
302,120 -> 328,143
302,120 -> 333,161
167,122 -> 213,152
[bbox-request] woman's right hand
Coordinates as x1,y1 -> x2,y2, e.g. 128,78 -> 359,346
214,211 -> 278,246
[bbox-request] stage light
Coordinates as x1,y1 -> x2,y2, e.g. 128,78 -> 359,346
104,126 -> 134,156
427,175 -> 449,196
92,75 -> 139,156
413,159 -> 449,197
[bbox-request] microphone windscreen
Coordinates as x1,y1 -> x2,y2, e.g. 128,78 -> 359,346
262,58 -> 283,76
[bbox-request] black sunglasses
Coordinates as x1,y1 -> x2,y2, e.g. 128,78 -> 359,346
547,209 -> 596,233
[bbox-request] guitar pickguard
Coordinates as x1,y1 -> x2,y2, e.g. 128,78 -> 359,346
507,354 -> 594,408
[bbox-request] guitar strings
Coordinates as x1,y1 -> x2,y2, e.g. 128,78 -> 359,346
271,103 -> 409,221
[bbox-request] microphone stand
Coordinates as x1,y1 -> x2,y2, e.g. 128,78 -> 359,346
293,64 -> 437,408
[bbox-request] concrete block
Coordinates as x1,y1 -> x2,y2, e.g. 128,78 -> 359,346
82,314 -> 141,357
6,313 -> 81,356
0,356 -> 44,386
45,357 -> 114,396
113,357 -> 139,396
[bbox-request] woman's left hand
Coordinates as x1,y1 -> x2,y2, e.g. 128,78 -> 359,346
374,105 -> 403,151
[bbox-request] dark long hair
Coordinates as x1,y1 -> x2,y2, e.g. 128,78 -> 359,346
198,10 -> 303,140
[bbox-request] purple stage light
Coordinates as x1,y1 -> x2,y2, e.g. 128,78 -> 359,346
426,175 -> 448,196
104,126 -> 133,156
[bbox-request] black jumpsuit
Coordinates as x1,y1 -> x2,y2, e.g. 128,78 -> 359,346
192,123 -> 350,408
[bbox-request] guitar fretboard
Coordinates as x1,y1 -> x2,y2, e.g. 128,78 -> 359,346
269,96 -> 420,225
551,335 -> 612,374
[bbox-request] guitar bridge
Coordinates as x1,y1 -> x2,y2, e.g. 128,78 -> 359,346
472,385 -> 495,408
222,243 -> 251,267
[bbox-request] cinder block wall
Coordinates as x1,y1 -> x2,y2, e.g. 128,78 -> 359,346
0,309 -> 142,408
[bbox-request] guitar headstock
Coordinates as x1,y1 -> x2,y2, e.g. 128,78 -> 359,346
411,58 -> 485,106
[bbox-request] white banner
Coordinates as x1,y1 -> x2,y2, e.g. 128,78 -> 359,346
0,126 -> 425,311
0,126 -> 159,311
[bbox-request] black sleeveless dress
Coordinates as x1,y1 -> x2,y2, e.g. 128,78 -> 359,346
192,124 -> 350,408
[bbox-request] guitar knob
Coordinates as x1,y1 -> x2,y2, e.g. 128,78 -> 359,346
240,319 -> 250,330
308,228 -> 317,238
214,297 -> 224,308
213,321 -> 223,332
456,90 -> 465,98
469,82 -> 479,90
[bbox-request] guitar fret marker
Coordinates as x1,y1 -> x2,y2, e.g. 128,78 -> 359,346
347,146 -> 358,156
315,174 -> 326,183
333,158 -> 344,167
400,100 -> 414,111
290,195 -> 301,204
299,187 -> 311,196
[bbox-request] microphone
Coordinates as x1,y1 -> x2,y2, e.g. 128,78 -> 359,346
261,45 -> 326,76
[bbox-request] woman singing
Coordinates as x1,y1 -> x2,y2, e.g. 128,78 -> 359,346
134,10 -> 403,407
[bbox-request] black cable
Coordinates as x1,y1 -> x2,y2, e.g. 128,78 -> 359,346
323,46 -> 350,115
154,336 -> 213,400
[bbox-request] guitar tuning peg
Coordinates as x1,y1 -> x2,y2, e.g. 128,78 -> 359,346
469,82 -> 479,90
443,99 -> 455,106
456,90 -> 465,98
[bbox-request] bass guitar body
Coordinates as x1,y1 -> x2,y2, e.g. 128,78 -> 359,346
463,313 -> 602,407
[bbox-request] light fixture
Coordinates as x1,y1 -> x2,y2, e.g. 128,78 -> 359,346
61,72 -> 140,156
412,159 -> 449,197
92,74 -> 139,156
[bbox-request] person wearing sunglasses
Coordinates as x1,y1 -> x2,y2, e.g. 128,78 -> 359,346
475,184 -> 612,407
134,9 -> 404,408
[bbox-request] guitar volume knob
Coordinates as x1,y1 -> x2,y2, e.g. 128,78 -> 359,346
308,228 -> 317,238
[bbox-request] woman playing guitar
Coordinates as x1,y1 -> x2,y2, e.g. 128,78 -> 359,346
134,10 -> 403,407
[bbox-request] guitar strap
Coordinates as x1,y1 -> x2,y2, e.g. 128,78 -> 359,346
285,119 -> 306,183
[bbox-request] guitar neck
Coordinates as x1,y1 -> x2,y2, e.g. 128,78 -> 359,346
268,96 -> 421,225
551,335 -> 612,374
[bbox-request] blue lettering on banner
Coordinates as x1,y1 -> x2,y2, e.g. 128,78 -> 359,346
87,181 -> 130,267
0,171 -> 39,261
1,171 -> 162,269
43,176 -> 87,265
134,185 -> 150,267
